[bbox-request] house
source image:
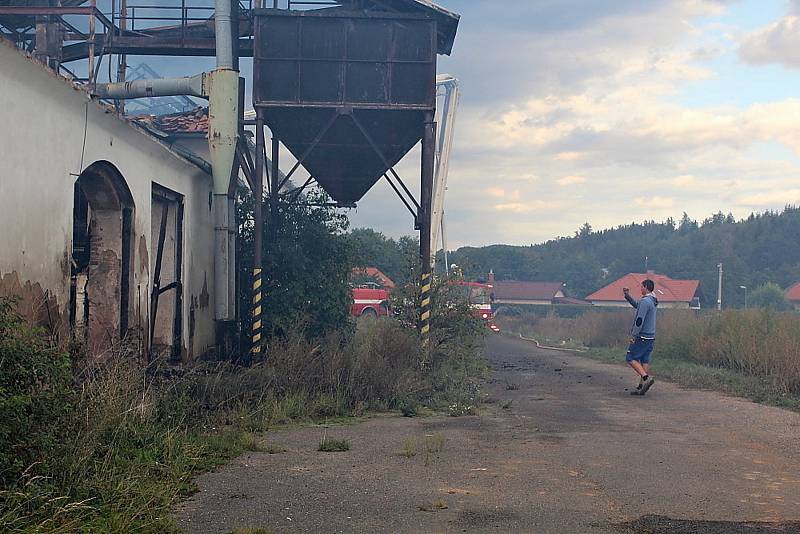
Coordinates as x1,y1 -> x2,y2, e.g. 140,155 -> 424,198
785,282 -> 800,309
586,271 -> 702,309
486,271 -> 578,306
351,267 -> 396,290
0,38 -> 223,359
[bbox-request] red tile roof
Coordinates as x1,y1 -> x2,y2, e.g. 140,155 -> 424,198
133,107 -> 209,135
785,282 -> 800,302
351,267 -> 396,289
492,281 -> 564,301
586,272 -> 700,303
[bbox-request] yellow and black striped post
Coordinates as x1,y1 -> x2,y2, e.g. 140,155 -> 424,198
419,271 -> 432,337
251,267 -> 263,356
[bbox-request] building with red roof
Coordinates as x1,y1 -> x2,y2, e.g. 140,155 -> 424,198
785,282 -> 800,309
351,267 -> 396,290
586,271 -> 702,309
486,271 -> 586,306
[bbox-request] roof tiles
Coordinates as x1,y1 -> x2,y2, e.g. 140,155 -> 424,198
586,272 -> 700,303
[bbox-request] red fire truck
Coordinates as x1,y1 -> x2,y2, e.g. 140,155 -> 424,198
351,283 -> 392,318
455,281 -> 500,332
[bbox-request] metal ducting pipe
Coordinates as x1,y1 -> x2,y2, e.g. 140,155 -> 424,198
94,74 -> 206,99
209,0 -> 240,323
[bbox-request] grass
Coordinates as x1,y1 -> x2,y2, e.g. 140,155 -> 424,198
261,444 -> 288,454
498,309 -> 800,412
318,438 -> 350,452
584,347 -> 800,411
400,437 -> 417,458
1,293 -> 488,533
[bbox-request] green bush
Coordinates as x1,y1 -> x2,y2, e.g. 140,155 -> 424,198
0,298 -> 71,485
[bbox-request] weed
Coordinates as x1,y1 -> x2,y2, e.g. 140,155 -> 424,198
262,444 -> 288,454
398,398 -> 419,417
424,433 -> 446,454
231,528 -> 276,534
318,438 -> 350,452
400,437 -> 417,458
501,399 -> 514,410
505,381 -> 520,391
448,402 -> 477,417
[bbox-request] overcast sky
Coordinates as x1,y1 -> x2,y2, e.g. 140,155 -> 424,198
344,0 -> 800,248
104,1 -> 800,248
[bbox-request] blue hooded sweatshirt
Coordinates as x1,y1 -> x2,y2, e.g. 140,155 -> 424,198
625,292 -> 658,339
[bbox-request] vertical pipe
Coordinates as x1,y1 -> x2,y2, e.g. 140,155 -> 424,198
419,112 -> 436,337
117,0 -> 127,113
215,0 -> 234,69
88,0 -> 96,85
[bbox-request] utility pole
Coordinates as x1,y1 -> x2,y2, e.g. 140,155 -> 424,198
717,263 -> 723,311
740,285 -> 748,309
645,256 -> 648,272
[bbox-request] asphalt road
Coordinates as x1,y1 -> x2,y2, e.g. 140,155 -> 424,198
177,335 -> 800,533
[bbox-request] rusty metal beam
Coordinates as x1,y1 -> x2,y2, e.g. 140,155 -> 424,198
0,7 -> 114,30
61,37 -> 255,62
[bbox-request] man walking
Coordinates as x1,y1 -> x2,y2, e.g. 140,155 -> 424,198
623,279 -> 658,396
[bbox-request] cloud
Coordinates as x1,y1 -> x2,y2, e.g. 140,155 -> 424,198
351,0 -> 800,247
485,187 -> 506,198
557,175 -> 587,186
672,174 -> 698,187
736,189 -> 800,207
494,203 -> 533,213
634,196 -> 675,209
740,15 -> 800,68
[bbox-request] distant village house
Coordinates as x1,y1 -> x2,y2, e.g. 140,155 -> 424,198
586,271 -> 702,309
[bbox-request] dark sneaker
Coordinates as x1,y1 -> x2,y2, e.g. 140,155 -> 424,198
630,383 -> 643,396
640,377 -> 655,395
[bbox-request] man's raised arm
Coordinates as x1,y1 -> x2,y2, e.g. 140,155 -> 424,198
623,287 -> 638,308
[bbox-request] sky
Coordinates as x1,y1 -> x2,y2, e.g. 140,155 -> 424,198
346,0 -> 800,248
86,0 -> 800,249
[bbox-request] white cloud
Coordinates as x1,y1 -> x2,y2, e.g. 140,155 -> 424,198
736,189 -> 800,207
557,175 -> 586,186
494,203 -> 532,213
485,187 -> 506,198
635,196 -> 675,209
672,174 -> 698,187
740,15 -> 800,68
351,0 -> 800,247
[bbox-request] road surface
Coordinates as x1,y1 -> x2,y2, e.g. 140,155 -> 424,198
177,335 -> 800,533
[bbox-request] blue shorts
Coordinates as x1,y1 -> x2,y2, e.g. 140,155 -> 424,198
626,338 -> 654,364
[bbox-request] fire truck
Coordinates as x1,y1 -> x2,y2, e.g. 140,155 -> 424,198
455,281 -> 500,332
351,283 -> 392,318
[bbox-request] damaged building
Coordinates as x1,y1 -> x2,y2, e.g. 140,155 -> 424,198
0,37 -> 218,359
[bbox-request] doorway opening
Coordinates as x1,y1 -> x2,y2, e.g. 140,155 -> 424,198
69,161 -> 134,353
149,183 -> 185,360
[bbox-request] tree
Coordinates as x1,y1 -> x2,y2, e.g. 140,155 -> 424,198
238,187 -> 354,340
748,282 -> 792,311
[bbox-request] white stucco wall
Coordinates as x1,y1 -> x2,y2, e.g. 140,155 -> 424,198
0,40 -> 217,358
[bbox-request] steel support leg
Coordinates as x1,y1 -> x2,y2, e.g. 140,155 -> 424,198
419,112 -> 436,337
251,112 -> 266,358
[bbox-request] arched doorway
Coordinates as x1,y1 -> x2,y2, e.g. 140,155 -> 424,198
69,161 -> 134,353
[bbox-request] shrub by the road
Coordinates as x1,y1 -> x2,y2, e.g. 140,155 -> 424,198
0,295 -> 485,532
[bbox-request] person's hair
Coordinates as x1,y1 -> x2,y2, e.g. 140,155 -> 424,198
642,279 -> 655,292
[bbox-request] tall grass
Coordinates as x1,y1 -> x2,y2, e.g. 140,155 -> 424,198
498,308 -> 800,397
1,300 -> 486,532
